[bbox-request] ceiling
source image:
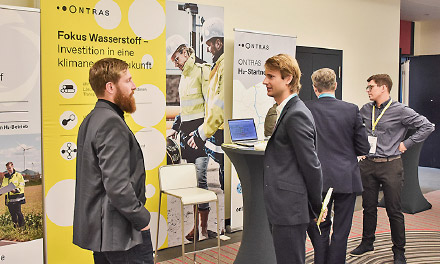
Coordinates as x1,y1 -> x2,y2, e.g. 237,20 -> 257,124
401,0 -> 440,21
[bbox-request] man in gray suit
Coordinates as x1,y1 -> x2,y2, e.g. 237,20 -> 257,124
263,54 -> 323,264
73,58 -> 153,264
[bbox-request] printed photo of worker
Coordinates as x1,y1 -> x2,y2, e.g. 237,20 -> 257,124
165,1 -> 224,246
0,134 -> 43,245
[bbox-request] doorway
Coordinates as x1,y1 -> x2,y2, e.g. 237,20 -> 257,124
296,46 -> 343,101
405,55 -> 440,168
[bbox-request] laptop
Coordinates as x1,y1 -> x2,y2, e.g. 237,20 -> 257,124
228,118 -> 259,147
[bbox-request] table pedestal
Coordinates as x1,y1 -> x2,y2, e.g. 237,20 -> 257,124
222,145 -> 276,264
378,140 -> 431,214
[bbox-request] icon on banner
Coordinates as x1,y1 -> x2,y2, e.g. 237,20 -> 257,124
60,142 -> 77,160
59,111 -> 78,130
237,183 -> 242,194
60,85 -> 75,93
59,80 -> 77,99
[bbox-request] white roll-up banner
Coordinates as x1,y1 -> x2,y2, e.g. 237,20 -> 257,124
231,29 -> 296,230
0,5 -> 43,263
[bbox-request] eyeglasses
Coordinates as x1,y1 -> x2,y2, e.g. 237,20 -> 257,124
366,84 -> 380,91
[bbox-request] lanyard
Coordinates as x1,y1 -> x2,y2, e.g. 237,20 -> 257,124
372,99 -> 392,132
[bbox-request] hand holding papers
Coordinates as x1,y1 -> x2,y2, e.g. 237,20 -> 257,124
0,183 -> 17,195
317,187 -> 333,235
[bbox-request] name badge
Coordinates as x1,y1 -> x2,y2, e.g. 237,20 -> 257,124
368,136 -> 378,154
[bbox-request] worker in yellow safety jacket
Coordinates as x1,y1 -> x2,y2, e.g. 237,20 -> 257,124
188,17 -> 225,193
166,34 -> 217,241
1,162 -> 26,227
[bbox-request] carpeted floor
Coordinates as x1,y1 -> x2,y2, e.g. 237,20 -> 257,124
159,190 -> 440,264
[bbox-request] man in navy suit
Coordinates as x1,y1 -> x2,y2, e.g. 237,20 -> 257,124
263,54 -> 323,264
306,68 -> 370,264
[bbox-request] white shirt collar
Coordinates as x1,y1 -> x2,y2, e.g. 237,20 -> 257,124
276,93 -> 297,122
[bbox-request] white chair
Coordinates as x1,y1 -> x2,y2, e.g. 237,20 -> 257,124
154,163 -> 220,264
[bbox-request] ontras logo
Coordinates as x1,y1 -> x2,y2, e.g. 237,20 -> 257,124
56,5 -> 110,16
238,42 -> 269,50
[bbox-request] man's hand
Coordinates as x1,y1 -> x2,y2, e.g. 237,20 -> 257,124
358,155 -> 366,162
314,207 -> 328,223
141,224 -> 150,231
167,129 -> 178,139
188,132 -> 198,149
399,142 -> 407,153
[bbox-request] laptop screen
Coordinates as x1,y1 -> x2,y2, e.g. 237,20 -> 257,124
228,119 -> 258,142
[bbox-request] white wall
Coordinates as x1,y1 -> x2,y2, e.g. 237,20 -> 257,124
414,20 -> 440,55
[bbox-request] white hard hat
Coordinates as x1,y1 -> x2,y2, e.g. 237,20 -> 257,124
166,34 -> 187,61
202,17 -> 224,43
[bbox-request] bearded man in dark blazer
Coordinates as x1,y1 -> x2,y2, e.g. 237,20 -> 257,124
305,68 -> 370,264
263,54 -> 323,264
73,58 -> 153,264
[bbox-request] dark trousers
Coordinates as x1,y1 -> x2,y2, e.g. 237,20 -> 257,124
360,158 -> 405,253
8,203 -> 25,227
93,230 -> 154,264
206,129 -> 224,191
308,193 -> 356,264
270,223 -> 308,264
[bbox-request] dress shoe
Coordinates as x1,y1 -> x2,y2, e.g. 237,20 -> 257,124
349,243 -> 374,256
393,251 -> 407,264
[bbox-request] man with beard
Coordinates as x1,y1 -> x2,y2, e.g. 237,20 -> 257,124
73,58 -> 153,264
188,17 -> 225,192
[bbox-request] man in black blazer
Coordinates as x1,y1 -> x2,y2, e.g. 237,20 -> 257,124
263,54 -> 323,264
73,58 -> 153,264
306,68 -> 370,264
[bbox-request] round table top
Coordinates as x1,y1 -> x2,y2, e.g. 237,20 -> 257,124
221,144 -> 265,156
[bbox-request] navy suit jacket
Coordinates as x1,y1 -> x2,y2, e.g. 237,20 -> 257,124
305,97 -> 370,194
264,96 -> 323,226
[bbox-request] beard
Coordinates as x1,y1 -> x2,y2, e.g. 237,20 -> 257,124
114,86 -> 136,114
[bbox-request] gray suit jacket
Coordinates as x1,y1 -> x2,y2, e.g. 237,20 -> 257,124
264,96 -> 323,226
73,100 -> 150,252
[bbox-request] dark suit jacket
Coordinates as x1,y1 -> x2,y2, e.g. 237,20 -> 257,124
73,100 -> 150,252
305,97 -> 370,194
264,96 -> 323,226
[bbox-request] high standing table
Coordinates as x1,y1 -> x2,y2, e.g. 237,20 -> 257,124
378,140 -> 431,213
222,145 -> 276,264
378,130 -> 432,213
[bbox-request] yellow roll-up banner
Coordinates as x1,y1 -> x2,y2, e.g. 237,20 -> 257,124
41,0 -> 166,262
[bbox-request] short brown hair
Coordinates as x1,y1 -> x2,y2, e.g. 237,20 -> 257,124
265,54 -> 302,93
367,74 -> 392,92
5,162 -> 13,167
311,68 -> 336,93
89,58 -> 129,97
